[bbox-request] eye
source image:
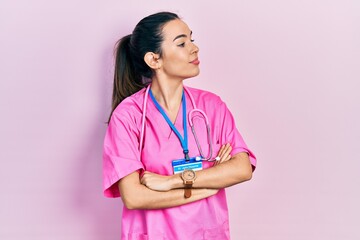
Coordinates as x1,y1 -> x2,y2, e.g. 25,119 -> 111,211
177,39 -> 195,48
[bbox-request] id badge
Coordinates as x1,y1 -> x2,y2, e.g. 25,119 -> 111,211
172,156 -> 203,174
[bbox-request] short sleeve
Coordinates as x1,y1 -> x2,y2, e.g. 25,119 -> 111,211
219,101 -> 257,171
103,109 -> 144,198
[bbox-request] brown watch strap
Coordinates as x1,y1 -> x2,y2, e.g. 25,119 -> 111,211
184,183 -> 193,198
184,188 -> 192,198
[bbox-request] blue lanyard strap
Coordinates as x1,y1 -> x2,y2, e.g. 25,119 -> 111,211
149,89 -> 190,160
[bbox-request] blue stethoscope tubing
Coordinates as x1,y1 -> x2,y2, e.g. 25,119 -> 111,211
139,84 -> 214,161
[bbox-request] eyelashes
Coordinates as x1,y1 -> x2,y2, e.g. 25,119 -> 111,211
177,39 -> 195,47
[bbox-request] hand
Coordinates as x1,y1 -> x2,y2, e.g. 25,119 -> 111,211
140,171 -> 175,191
213,143 -> 232,166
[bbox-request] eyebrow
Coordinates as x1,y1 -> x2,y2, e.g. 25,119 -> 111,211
173,31 -> 193,41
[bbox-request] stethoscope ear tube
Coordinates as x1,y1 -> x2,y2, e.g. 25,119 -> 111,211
139,85 -> 151,151
189,113 -> 213,161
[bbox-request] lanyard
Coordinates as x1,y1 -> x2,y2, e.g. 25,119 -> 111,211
149,89 -> 190,160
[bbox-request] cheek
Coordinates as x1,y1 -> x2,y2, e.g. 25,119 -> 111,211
162,58 -> 185,73
161,51 -> 199,77
165,63 -> 199,78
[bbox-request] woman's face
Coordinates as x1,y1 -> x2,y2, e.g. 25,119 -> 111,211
158,19 -> 200,80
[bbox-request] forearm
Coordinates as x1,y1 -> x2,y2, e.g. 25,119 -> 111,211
129,185 -> 216,210
171,152 -> 253,189
118,172 -> 217,210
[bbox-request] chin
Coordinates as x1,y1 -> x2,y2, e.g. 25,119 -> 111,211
184,73 -> 200,80
174,68 -> 200,80
187,69 -> 200,78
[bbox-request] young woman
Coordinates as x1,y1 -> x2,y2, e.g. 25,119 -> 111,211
103,11 -> 256,240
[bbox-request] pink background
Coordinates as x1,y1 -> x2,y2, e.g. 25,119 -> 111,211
1,1 -> 359,239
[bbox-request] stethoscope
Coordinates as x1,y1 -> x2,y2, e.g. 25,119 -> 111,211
139,84 -> 219,161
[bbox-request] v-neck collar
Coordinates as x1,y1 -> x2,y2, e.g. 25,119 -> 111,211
147,91 -> 186,140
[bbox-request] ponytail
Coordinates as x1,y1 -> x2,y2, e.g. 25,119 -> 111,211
108,34 -> 145,122
108,12 -> 180,123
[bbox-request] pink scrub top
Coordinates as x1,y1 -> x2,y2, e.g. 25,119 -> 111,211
103,86 -> 256,240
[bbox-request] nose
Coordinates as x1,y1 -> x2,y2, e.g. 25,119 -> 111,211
191,42 -> 199,54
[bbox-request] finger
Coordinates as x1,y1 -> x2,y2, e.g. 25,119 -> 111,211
141,171 -> 148,177
217,145 -> 225,159
224,143 -> 231,152
140,172 -> 149,184
218,146 -> 232,164
140,176 -> 145,185
219,144 -> 231,161
214,144 -> 231,165
213,154 -> 222,166
222,150 -> 232,163
219,143 -> 231,159
223,144 -> 232,159
218,158 -> 226,164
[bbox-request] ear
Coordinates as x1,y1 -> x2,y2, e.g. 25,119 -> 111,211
144,52 -> 161,70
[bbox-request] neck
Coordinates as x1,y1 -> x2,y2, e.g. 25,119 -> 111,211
150,77 -> 184,112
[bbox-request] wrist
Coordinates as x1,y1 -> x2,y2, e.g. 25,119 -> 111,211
170,173 -> 183,189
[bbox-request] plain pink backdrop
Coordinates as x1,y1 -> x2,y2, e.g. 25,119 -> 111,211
1,1 -> 359,239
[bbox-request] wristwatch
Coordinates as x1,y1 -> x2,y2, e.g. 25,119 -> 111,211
181,169 -> 196,198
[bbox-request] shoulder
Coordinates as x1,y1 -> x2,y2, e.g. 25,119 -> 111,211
109,88 -> 146,126
184,86 -> 224,107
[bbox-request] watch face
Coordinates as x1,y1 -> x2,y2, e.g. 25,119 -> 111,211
183,169 -> 196,181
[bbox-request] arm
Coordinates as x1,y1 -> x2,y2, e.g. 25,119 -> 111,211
141,146 -> 253,191
172,152 -> 252,189
118,171 -> 218,210
141,98 -> 256,191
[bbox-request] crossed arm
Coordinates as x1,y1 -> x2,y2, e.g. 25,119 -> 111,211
118,144 -> 253,210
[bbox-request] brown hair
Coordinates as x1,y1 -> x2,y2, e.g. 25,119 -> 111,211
108,12 -> 179,122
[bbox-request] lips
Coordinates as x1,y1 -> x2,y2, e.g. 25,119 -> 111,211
190,58 -> 200,65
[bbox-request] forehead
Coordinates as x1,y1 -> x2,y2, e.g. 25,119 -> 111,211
161,19 -> 191,41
